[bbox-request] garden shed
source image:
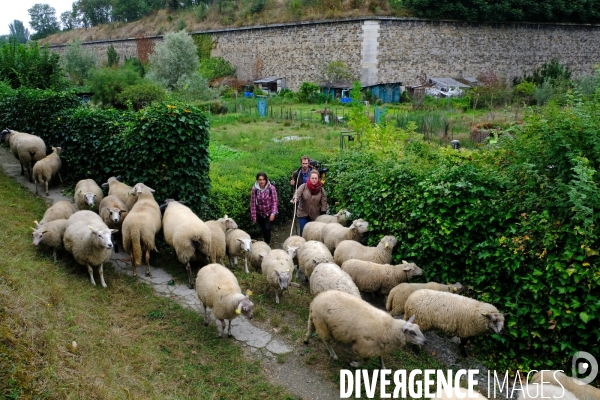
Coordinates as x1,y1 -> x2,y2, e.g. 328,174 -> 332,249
321,81 -> 353,102
364,82 -> 404,103
253,76 -> 287,94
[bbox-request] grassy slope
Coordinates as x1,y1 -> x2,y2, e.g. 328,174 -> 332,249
0,172 -> 292,399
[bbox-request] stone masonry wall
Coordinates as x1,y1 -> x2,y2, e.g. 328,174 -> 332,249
49,18 -> 600,91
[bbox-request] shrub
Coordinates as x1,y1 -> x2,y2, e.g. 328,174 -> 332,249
297,82 -> 320,103
533,80 -> 553,106
147,31 -> 199,90
124,56 -> 145,77
62,39 -> 98,87
86,66 -> 143,108
198,56 -> 237,81
172,72 -> 218,102
0,40 -> 65,90
107,44 -> 120,67
116,81 -> 165,110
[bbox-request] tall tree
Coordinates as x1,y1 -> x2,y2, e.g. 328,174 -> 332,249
8,20 -> 30,44
60,4 -> 82,31
76,0 -> 112,26
28,4 -> 61,40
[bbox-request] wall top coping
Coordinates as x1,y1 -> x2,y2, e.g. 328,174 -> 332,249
47,16 -> 600,48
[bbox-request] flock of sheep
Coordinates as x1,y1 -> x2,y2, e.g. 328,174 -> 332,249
6,127 -> 598,399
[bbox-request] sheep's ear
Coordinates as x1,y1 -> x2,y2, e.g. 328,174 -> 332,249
251,239 -> 256,243
275,270 -> 281,277
246,289 -> 252,297
224,214 -> 229,219
403,266 -> 413,271
101,182 -> 108,188
407,315 -> 416,324
385,243 -> 389,249
402,260 -> 408,264
30,226 -> 36,231
88,225 -> 97,233
481,312 -> 489,318
146,186 -> 155,192
110,229 -> 119,234
235,306 -> 242,315
51,146 -> 56,151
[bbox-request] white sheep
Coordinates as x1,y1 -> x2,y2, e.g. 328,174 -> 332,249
529,370 -> 600,400
334,235 -> 398,266
122,183 -> 162,279
32,218 -> 68,262
296,240 -> 334,280
99,195 -> 128,253
309,262 -> 360,298
518,383 -> 578,400
340,259 -> 423,295
205,215 -> 238,265
304,290 -> 426,369
0,128 -> 46,182
301,221 -> 327,241
282,235 -> 306,260
249,240 -> 271,272
225,228 -> 253,273
435,384 -> 489,399
101,176 -> 137,211
404,289 -> 504,357
315,209 -> 351,225
36,200 -> 76,226
386,282 -> 464,317
63,211 -> 117,287
321,218 -> 369,253
32,146 -> 62,196
261,249 -> 294,304
74,178 -> 104,212
162,200 -> 211,288
195,263 -> 254,338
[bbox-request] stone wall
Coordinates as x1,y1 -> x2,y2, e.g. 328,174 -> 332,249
49,18 -> 600,91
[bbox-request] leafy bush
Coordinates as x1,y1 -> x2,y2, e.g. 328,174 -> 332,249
525,58 -> 572,87
86,66 -> 143,108
146,31 -> 199,90
172,72 -> 218,102
116,81 -> 165,110
124,56 -> 145,77
107,44 -> 120,67
533,81 -> 553,106
297,82 -> 321,103
62,39 -> 98,87
0,40 -> 65,90
198,56 -> 237,81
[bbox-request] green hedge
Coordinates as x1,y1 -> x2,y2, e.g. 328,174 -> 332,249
327,99 -> 600,374
0,87 -> 211,217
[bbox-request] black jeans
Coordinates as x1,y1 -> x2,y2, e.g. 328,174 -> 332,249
256,214 -> 273,244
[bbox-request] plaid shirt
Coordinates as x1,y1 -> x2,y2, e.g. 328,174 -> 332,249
251,182 -> 278,221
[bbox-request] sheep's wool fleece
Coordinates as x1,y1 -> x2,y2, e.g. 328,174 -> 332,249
310,263 -> 360,298
404,290 -> 502,338
309,290 -> 409,359
517,384 -> 578,400
196,264 -> 246,321
387,282 -> 457,316
530,370 -> 600,400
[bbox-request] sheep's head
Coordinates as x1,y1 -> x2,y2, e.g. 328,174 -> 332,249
236,291 -> 254,319
237,238 -> 252,252
483,312 -> 504,334
0,128 -> 10,142
400,263 -> 423,280
32,227 -> 46,246
402,315 -> 427,346
83,192 -> 97,208
89,226 -> 118,249
351,218 -> 370,233
223,215 -> 238,230
274,269 -> 290,291
336,209 -> 351,224
380,235 -> 398,250
450,282 -> 464,293
286,245 -> 299,259
130,183 -> 155,197
107,207 -> 127,224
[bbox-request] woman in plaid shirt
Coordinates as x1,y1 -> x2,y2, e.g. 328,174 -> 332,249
250,172 -> 278,244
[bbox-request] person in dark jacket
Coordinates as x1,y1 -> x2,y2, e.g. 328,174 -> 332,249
293,170 -> 327,236
290,155 -> 313,191
251,171 -> 278,244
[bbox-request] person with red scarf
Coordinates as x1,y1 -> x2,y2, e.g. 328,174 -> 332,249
293,170 -> 327,236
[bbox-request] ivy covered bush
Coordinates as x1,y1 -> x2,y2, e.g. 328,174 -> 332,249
327,87 -> 600,373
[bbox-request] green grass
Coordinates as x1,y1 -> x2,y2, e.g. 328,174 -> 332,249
0,172 -> 293,399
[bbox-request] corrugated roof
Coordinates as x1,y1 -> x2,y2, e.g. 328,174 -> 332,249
253,76 -> 285,83
429,77 -> 471,88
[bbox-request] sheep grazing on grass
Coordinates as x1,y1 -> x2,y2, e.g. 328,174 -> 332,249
529,370 -> 600,400
32,218 -> 68,262
205,215 -> 238,265
386,282 -> 464,317
301,221 -> 327,242
63,211 -> 117,287
340,259 -> 423,295
225,228 -> 253,273
249,240 -> 271,272
334,235 -> 398,266
101,176 -> 137,211
32,146 -> 62,196
162,199 -> 211,288
321,218 -> 369,253
304,290 -> 426,369
37,201 -> 76,226
261,249 -> 294,304
195,263 -> 254,338
122,183 -> 162,279
309,262 -> 360,298
404,289 -> 504,357
99,195 -> 128,253
74,179 -> 104,212
0,128 -> 46,182
296,240 -> 334,280
315,209 -> 351,225
518,383 -> 578,400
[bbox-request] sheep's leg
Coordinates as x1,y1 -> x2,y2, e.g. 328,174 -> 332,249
98,263 -> 107,288
86,264 -> 97,286
275,291 -> 280,304
323,340 -> 338,360
58,172 -> 62,183
131,253 -> 138,278
52,249 -> 57,263
185,262 -> 194,289
227,319 -> 233,338
220,319 -> 227,338
304,315 -> 315,344
145,249 -> 152,277
45,181 -> 49,196
201,301 -> 209,326
34,180 -> 39,195
233,256 -> 238,267
20,163 -> 24,176
379,356 -> 386,370
350,358 -> 367,368
244,257 -> 249,273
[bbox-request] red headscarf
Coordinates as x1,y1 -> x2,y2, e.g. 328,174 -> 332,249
306,177 -> 322,195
